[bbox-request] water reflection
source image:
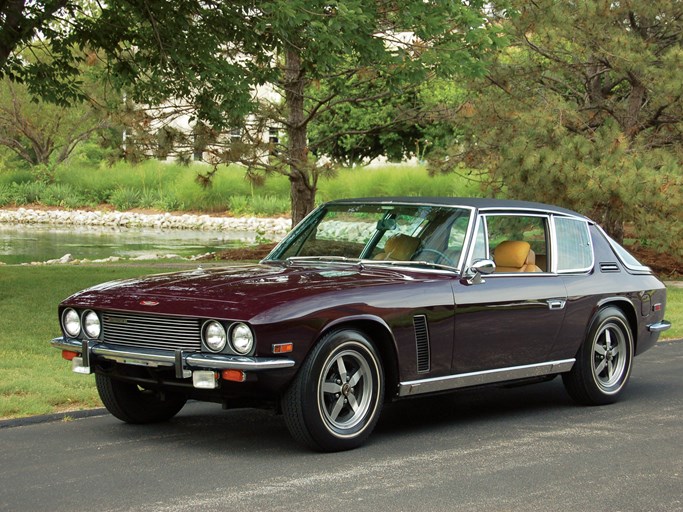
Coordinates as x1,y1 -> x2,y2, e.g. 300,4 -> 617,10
0,225 -> 258,264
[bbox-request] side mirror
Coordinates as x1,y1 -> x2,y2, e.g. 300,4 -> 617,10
461,258 -> 495,285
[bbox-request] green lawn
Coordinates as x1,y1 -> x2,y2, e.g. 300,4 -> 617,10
0,264 -> 198,419
0,265 -> 680,420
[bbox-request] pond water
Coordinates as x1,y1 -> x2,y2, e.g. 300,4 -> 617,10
0,225 -> 260,265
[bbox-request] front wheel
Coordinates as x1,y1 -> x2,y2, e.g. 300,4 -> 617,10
96,373 -> 187,424
282,330 -> 384,452
563,307 -> 634,405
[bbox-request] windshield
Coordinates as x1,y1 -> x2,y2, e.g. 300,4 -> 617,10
266,202 -> 472,269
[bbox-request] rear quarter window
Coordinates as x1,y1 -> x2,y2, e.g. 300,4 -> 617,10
554,217 -> 593,272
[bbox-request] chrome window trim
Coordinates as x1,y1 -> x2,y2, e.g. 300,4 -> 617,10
462,213 -> 489,268
551,215 -> 595,274
453,206 -> 476,272
464,212 -> 554,276
596,225 -> 652,274
267,202 -> 476,270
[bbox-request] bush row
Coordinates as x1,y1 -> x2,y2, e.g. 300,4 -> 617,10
0,161 -> 480,215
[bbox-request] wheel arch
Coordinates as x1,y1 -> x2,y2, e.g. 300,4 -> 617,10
595,297 -> 638,349
319,316 -> 399,401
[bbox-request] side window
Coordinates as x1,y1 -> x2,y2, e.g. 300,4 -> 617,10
471,220 -> 488,261
554,217 -> 593,272
483,215 -> 549,272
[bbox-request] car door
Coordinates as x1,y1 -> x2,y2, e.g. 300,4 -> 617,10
451,213 -> 569,374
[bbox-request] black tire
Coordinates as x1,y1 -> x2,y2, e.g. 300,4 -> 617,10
281,329 -> 384,452
96,373 -> 187,424
562,307 -> 634,405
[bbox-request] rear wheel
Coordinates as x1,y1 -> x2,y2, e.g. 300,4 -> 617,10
282,329 -> 384,452
96,373 -> 187,424
563,307 -> 633,405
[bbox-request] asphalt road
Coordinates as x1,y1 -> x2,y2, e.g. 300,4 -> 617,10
1,340 -> 681,512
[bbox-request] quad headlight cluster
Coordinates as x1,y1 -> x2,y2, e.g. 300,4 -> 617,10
61,308 -> 254,355
202,320 -> 254,355
61,308 -> 101,339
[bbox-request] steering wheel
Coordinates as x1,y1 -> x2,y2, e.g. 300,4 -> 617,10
415,248 -> 456,267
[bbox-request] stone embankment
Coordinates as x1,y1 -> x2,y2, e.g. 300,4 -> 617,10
0,208 -> 292,266
0,208 -> 291,234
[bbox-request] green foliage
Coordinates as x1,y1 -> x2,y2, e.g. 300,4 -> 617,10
431,0 -> 683,258
229,195 -> 290,216
1,0 -> 512,225
40,183 -> 89,208
108,187 -> 141,210
0,264 -> 201,418
0,160 -> 480,215
316,165 -> 481,202
308,77 -> 468,166
0,51 -> 110,168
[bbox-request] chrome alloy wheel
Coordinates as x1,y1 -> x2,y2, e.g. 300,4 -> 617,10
591,319 -> 629,392
317,344 -> 377,436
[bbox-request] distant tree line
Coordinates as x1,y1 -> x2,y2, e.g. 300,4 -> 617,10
0,1 -> 681,257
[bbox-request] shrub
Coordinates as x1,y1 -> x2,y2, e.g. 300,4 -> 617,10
10,182 -> 47,205
228,195 -> 251,215
109,187 -> 141,210
251,195 -> 290,216
40,184 -> 88,208
0,185 -> 11,206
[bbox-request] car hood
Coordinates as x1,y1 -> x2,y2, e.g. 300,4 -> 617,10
61,262 -> 448,320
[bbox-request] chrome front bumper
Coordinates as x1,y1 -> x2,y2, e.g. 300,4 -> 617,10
51,337 -> 295,377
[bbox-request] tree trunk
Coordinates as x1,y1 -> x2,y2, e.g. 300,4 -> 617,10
284,46 -> 316,227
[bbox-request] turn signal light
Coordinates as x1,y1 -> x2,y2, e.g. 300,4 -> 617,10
62,350 -> 79,361
272,343 -> 293,354
221,369 -> 246,382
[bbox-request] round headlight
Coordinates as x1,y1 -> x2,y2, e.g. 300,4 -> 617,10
83,310 -> 101,339
62,308 -> 81,337
230,323 -> 254,355
203,321 -> 227,352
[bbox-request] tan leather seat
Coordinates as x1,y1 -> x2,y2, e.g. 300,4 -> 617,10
374,234 -> 420,261
535,254 -> 547,272
493,241 -> 542,273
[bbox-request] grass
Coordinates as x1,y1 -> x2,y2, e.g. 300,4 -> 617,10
664,286 -> 682,340
0,161 -> 481,215
0,263 -> 199,419
0,264 -> 680,420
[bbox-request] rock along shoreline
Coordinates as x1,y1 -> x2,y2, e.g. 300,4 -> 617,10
0,208 -> 291,234
0,208 -> 292,266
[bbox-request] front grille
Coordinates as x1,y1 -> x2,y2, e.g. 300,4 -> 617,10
102,311 -> 202,351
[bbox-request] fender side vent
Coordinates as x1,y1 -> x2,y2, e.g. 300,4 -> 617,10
600,262 -> 620,273
413,315 -> 431,373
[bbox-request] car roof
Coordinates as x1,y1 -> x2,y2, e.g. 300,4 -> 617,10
327,197 -> 590,220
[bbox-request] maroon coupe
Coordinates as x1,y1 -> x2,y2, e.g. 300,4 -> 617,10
52,198 -> 671,451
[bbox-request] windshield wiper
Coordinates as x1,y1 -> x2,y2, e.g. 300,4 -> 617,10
362,259 -> 459,273
284,256 -> 458,273
285,256 -> 361,265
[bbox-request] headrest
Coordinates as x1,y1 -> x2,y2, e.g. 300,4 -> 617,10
384,234 -> 420,260
494,241 -> 532,269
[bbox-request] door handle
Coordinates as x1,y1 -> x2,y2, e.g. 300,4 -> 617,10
547,299 -> 566,310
